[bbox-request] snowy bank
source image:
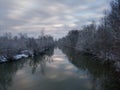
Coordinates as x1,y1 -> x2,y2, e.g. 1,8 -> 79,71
13,54 -> 29,60
0,49 -> 48,63
0,54 -> 29,63
0,56 -> 7,63
0,50 -> 33,63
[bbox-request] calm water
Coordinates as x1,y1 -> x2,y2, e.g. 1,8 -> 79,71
0,48 -> 119,90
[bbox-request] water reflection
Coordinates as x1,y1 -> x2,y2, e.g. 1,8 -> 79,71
29,55 -> 53,74
0,47 -> 54,90
0,60 -> 27,90
0,46 -> 120,90
60,46 -> 120,90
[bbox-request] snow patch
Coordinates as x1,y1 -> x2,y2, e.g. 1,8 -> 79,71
0,56 -> 7,63
13,54 -> 29,60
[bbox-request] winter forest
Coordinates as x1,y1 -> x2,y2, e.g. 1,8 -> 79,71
58,0 -> 120,70
0,0 -> 120,90
0,32 -> 54,62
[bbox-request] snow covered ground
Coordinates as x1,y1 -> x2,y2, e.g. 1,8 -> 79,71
0,50 -> 33,63
13,54 -> 29,60
0,49 -> 47,63
0,56 -> 7,63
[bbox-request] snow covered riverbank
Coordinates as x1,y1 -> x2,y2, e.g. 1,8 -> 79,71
0,47 -> 52,63
59,45 -> 120,72
0,49 -> 35,63
0,50 -> 33,63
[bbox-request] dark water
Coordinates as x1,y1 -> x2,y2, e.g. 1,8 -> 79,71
0,48 -> 120,90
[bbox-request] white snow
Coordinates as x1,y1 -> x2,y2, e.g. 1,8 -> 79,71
0,50 -> 32,63
13,54 -> 29,60
0,56 -> 7,62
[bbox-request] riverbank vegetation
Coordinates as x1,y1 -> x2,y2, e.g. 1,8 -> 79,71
0,32 -> 54,63
58,0 -> 120,70
0,47 -> 54,90
58,46 -> 120,90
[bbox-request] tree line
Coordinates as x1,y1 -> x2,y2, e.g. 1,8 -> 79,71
0,32 -> 54,61
58,0 -> 120,67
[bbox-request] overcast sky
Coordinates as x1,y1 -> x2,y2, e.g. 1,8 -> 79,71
0,0 -> 111,38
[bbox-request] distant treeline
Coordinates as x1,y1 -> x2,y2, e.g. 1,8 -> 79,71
58,0 -> 120,69
0,32 -> 54,60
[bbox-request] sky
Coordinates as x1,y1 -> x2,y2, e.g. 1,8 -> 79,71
0,0 -> 111,39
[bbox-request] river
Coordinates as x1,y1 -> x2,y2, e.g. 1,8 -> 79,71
0,48 -> 119,90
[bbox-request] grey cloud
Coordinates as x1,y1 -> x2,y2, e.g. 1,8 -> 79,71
0,0 -> 111,38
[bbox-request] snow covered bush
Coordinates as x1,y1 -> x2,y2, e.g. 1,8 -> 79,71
0,32 -> 54,62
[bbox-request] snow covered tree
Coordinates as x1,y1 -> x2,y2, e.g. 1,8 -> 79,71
76,23 -> 96,53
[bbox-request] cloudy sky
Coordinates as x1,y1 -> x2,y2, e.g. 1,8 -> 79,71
0,0 -> 111,38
